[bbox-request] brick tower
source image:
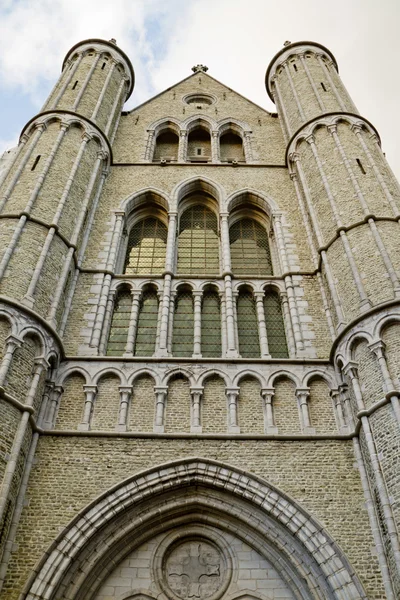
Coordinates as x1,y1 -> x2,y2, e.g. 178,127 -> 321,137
0,38 -> 399,600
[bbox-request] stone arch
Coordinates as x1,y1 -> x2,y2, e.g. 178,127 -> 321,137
217,117 -> 251,137
93,367 -> 125,386
302,370 -> 334,389
226,188 -> 279,217
91,371 -> 122,431
128,368 -> 159,386
0,312 -> 14,362
378,318 -> 400,389
18,325 -> 46,356
147,117 -> 181,137
198,369 -> 231,388
120,188 -> 170,216
171,175 -> 224,211
55,370 -> 87,430
22,458 -> 366,600
268,370 -> 300,388
58,365 -> 90,386
268,374 -> 300,435
184,115 -> 217,133
163,367 -> 195,387
233,370 -> 266,388
347,331 -> 373,363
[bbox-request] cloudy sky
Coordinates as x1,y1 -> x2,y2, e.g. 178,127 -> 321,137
0,0 -> 399,176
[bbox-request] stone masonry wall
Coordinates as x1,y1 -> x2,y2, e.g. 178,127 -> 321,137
2,437 -> 384,600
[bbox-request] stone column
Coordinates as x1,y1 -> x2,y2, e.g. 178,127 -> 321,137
219,291 -> 227,357
167,291 -> 176,356
155,291 -> 164,353
79,385 -> 97,431
220,213 -> 238,356
154,386 -> 168,433
90,60 -> 116,123
124,291 -> 141,357
339,383 -> 354,428
192,291 -> 203,358
144,130 -> 155,162
44,385 -> 63,429
255,292 -> 270,358
211,131 -> 219,162
158,212 -> 177,355
0,335 -> 22,388
178,130 -> 188,162
190,387 -> 203,433
369,340 -> 400,425
280,291 -> 296,357
117,386 -> 132,432
330,388 -> 348,433
226,387 -> 240,433
296,388 -> 315,434
72,52 -> 101,111
261,388 -> 278,434
243,131 -> 253,162
99,289 -> 116,355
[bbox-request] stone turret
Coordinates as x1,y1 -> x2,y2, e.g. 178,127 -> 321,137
267,41 -> 400,597
0,39 -> 133,575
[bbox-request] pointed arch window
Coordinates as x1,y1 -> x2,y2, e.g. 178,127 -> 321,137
263,290 -> 288,358
177,205 -> 219,275
107,288 -> 132,356
153,130 -> 179,162
229,218 -> 272,276
187,128 -> 211,162
201,289 -> 221,357
172,289 -> 194,357
220,132 -> 245,163
134,289 -> 159,356
237,288 -> 260,358
124,217 -> 167,275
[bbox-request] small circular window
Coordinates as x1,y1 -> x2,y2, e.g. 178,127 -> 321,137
183,94 -> 216,109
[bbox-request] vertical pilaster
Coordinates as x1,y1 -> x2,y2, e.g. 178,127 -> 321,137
296,388 -> 315,434
261,389 -> 278,434
154,386 -> 168,433
226,387 -> 240,433
192,291 -> 202,358
254,292 -> 270,358
123,291 -> 141,357
79,385 -> 97,431
190,387 -> 203,433
117,386 -> 132,432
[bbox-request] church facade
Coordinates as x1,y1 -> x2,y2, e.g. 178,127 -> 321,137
0,37 -> 399,599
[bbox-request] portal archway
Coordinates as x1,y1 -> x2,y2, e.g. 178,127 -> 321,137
21,459 -> 365,600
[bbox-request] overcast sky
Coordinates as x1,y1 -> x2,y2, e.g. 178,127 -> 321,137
0,0 -> 399,176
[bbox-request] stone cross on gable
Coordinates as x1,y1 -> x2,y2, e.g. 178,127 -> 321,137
192,65 -> 209,73
167,542 -> 221,599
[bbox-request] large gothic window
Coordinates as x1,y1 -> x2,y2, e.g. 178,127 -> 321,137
124,217 -> 167,275
263,290 -> 288,358
229,218 -> 272,276
153,130 -> 178,162
237,288 -> 260,358
220,132 -> 245,162
107,288 -> 132,356
172,289 -> 194,357
201,288 -> 221,357
134,288 -> 159,356
177,205 -> 219,275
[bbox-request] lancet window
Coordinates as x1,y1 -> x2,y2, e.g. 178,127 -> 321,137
172,288 -> 194,357
220,131 -> 245,162
264,289 -> 288,358
237,288 -> 260,358
106,287 -> 131,356
229,217 -> 272,276
153,130 -> 179,162
177,203 -> 219,275
124,217 -> 167,275
134,288 -> 159,356
201,288 -> 222,358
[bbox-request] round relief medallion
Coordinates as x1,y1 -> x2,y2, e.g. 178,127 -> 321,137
156,533 -> 232,600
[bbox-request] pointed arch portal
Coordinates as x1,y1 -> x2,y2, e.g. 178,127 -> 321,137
22,459 -> 365,600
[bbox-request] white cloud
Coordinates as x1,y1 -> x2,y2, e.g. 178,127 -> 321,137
0,0 -> 399,176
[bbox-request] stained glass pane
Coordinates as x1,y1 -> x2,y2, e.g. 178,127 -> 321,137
134,290 -> 158,356
172,292 -> 194,357
264,291 -> 289,358
124,218 -> 167,275
177,205 -> 219,275
229,218 -> 272,276
201,291 -> 221,357
106,290 -> 131,356
237,291 -> 260,358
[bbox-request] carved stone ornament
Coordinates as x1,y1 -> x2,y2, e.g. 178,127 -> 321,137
154,532 -> 233,600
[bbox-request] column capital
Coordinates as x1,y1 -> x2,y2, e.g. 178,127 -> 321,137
305,134 -> 315,145
34,357 -> 50,370
130,290 -> 141,300
288,151 -> 300,163
327,124 -> 337,135
261,388 -> 275,400
225,386 -> 240,396
5,334 -> 23,350
180,130 -> 188,137
343,361 -> 358,378
220,212 -> 229,219
118,385 -> 133,394
52,384 -> 64,396
351,123 -> 362,134
368,340 -> 386,357
154,386 -> 168,395
212,130 -> 219,138
168,211 -> 178,218
113,210 -> 125,218
193,290 -> 203,299
254,291 -> 265,301
83,384 -> 98,394
190,386 -> 204,395
295,387 -> 310,401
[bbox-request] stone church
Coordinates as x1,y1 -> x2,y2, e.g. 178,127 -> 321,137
0,36 -> 399,600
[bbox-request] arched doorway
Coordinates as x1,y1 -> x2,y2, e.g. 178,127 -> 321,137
21,459 -> 365,600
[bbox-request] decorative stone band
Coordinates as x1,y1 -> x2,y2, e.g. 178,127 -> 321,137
21,458 -> 366,600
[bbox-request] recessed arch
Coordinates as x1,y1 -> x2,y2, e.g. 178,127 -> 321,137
22,458 -> 366,600
233,369 -> 267,388
172,175 -> 224,211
